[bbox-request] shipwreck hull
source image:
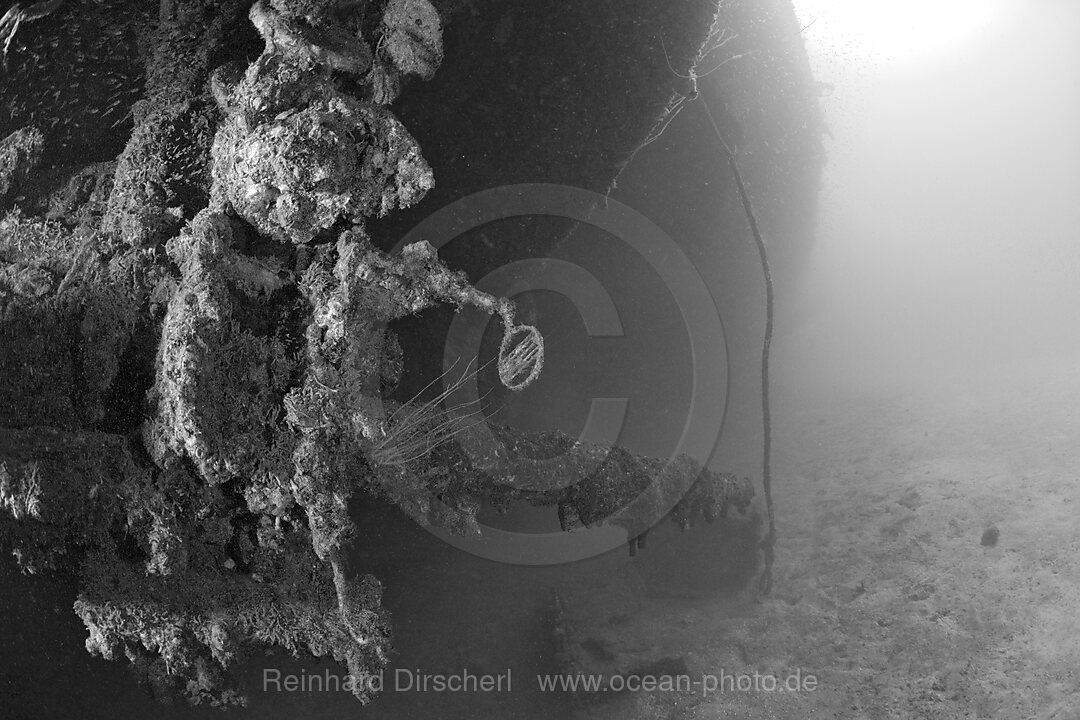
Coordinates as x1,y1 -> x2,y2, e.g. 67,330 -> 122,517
0,0 -> 822,715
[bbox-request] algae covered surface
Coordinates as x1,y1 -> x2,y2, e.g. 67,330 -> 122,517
0,0 -> 764,709
6,0 -> 1070,717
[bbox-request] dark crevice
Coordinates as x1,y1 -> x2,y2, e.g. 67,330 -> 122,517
99,322 -> 159,434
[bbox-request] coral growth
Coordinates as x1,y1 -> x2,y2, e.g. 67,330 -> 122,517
437,424 -> 755,545
8,0 -> 544,705
0,127 -> 43,203
0,0 -> 756,708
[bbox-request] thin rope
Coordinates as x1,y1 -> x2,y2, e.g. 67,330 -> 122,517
701,97 -> 776,595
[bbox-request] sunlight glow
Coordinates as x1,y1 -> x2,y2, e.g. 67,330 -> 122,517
793,0 -> 1008,65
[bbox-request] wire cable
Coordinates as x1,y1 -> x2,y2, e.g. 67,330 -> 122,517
701,96 -> 777,595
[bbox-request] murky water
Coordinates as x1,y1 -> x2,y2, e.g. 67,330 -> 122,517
3,1 -> 1079,718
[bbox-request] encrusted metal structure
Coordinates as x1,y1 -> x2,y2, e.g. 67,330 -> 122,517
0,0 -> 797,707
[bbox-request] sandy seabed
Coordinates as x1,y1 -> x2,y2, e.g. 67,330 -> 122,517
588,348 -> 1080,720
4,347 -> 1077,720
